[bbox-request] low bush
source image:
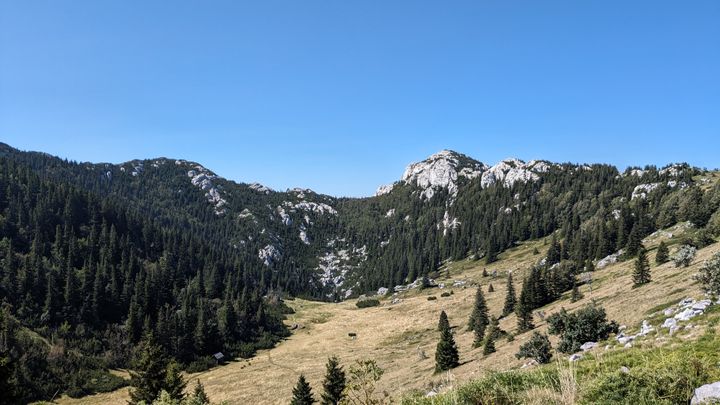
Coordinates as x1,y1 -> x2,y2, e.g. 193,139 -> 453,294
547,303 -> 618,353
356,298 -> 380,308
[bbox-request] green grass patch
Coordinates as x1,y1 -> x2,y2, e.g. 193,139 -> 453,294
403,333 -> 720,405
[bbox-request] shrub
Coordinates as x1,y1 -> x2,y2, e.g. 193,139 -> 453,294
427,296 -> 437,301
547,303 -> 618,353
185,356 -> 216,373
694,228 -> 716,249
515,332 -> 553,364
697,252 -> 720,297
440,292 -> 451,298
673,245 -> 697,268
356,298 -> 380,308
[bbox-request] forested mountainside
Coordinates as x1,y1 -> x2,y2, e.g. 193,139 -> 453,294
1,142 -> 719,403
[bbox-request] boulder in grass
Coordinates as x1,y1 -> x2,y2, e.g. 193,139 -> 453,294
691,381 -> 720,404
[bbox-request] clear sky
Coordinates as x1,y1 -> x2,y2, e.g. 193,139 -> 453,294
1,1 -> 718,197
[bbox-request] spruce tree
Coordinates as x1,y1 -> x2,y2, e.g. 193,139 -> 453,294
625,225 -> 642,257
516,282 -> 535,332
488,283 -> 494,293
482,320 -> 497,355
437,310 -> 450,332
473,322 -> 484,348
467,286 -> 489,338
291,374 -> 315,405
546,235 -> 561,265
129,333 -> 168,404
163,361 -> 186,401
188,380 -> 210,405
435,327 -> 459,372
656,241 -> 669,265
502,272 -> 516,317
633,245 -> 651,286
321,356 -> 345,405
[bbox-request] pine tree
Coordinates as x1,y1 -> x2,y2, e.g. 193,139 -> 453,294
129,333 -> 168,404
488,283 -> 494,293
656,241 -> 669,265
483,320 -> 497,355
546,235 -> 561,265
437,310 -> 450,332
467,287 -> 489,340
473,322 -> 484,348
633,244 -> 651,286
502,272 -> 516,317
187,380 -> 210,405
321,356 -> 345,405
163,361 -> 187,401
516,281 -> 535,332
435,327 -> 459,372
291,374 -> 315,405
625,225 -> 642,257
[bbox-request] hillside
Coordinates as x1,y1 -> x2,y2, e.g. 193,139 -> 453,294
2,142 -> 720,403
58,221 -> 720,404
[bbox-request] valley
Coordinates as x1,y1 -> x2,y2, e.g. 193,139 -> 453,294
59,223 -> 720,404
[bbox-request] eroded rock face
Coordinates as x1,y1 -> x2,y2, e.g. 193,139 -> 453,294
258,245 -> 281,266
185,165 -> 228,215
391,151 -> 550,200
481,158 -> 540,189
401,150 -> 487,199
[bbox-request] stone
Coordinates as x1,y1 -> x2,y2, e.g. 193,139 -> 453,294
663,307 -> 676,317
662,318 -> 678,329
631,183 -> 661,200
620,366 -> 630,374
568,354 -> 583,362
377,287 -> 389,296
691,381 -> 720,405
624,342 -> 633,348
638,320 -> 654,336
675,308 -> 699,321
580,342 -> 597,352
692,300 -> 712,311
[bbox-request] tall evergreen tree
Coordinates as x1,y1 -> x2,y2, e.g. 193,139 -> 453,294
437,310 -> 450,332
483,319 -> 497,355
502,272 -> 516,317
546,235 -> 561,265
163,361 -> 187,401
516,280 -> 535,332
656,241 -> 669,265
467,286 -> 489,338
291,374 -> 315,405
633,245 -> 651,286
435,327 -> 460,372
129,333 -> 168,405
188,380 -> 210,405
320,356 -> 346,405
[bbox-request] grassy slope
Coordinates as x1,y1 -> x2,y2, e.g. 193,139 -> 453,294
58,223 -> 719,405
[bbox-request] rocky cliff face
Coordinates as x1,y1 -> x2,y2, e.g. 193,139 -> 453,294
378,150 -> 551,200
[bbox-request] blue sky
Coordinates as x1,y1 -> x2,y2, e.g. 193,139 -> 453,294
1,1 -> 718,197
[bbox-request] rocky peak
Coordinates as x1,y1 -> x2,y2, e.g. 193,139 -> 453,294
480,158 -> 543,189
400,150 -> 487,199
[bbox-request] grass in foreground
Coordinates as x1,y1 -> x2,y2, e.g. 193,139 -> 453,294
402,328 -> 720,405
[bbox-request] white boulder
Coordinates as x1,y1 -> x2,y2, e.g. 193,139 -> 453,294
691,381 -> 720,404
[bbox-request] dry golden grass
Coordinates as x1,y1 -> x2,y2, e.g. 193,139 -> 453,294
58,229 -> 720,405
